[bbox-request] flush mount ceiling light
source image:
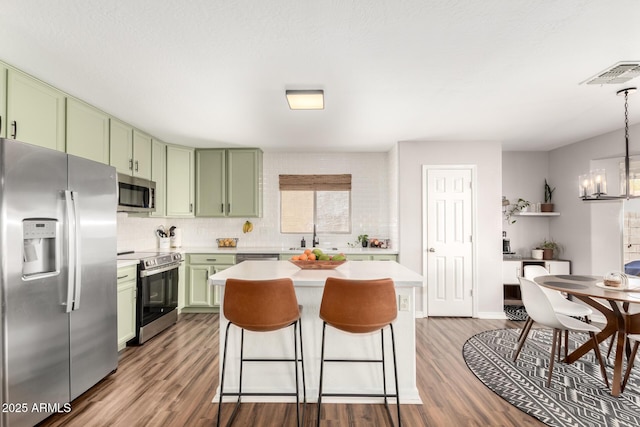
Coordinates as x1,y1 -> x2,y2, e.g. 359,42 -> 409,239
285,90 -> 324,110
579,87 -> 637,201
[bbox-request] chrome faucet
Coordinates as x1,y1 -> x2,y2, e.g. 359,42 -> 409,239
312,224 -> 319,247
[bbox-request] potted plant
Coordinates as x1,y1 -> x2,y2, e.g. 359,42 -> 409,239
357,234 -> 369,248
504,198 -> 531,224
541,179 -> 555,212
538,239 -> 561,260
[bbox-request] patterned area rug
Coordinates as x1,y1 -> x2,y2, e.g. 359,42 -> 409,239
463,329 -> 640,427
504,305 -> 528,321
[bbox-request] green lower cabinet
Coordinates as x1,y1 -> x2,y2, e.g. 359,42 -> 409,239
371,254 -> 398,261
117,265 -> 137,351
184,254 -> 235,313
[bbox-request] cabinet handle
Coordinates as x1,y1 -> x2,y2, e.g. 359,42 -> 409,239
0,116 -> 2,135
11,120 -> 17,139
135,160 -> 139,172
129,159 -> 133,171
117,275 -> 129,280
190,203 -> 193,213
227,203 -> 231,214
220,203 -> 224,213
206,258 -> 217,262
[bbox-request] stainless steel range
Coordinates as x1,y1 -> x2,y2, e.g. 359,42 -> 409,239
118,251 -> 182,345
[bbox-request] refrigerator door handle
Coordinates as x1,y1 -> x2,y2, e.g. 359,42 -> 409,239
64,190 -> 76,313
65,190 -> 82,311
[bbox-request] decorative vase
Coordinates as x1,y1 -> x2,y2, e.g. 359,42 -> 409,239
542,248 -> 554,260
540,203 -> 554,212
531,249 -> 543,260
362,240 -> 368,248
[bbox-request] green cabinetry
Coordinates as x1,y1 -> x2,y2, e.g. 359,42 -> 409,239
0,64 -> 6,138
116,265 -> 137,351
166,145 -> 195,217
66,98 -> 109,164
184,253 -> 235,312
195,148 -> 262,217
109,119 -> 152,179
6,69 -> 66,151
150,139 -> 167,217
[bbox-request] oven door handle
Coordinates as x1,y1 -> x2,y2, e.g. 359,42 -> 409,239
139,261 -> 183,277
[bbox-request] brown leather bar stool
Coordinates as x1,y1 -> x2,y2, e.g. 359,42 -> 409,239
317,277 -> 400,427
216,278 -> 306,427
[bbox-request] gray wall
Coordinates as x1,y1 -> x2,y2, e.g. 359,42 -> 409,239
548,123 -> 640,275
502,151 -> 554,256
397,140 -> 503,318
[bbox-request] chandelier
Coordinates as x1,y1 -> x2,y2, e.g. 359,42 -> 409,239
580,87 -> 637,201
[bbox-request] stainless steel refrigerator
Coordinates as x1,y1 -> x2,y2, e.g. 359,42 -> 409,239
0,138 -> 118,427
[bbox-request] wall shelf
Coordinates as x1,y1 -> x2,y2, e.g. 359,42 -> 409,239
514,212 -> 560,217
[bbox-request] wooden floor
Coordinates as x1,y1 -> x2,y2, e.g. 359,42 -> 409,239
39,314 -> 545,427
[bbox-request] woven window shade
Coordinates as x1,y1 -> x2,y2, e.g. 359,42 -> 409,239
279,174 -> 351,191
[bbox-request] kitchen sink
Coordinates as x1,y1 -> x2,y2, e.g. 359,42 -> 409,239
289,247 -> 339,251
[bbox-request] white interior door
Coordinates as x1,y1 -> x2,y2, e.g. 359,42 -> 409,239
425,167 -> 474,316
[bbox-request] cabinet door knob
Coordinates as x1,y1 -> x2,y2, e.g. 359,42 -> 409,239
135,160 -> 139,172
428,248 -> 436,252
129,159 -> 133,170
11,120 -> 17,139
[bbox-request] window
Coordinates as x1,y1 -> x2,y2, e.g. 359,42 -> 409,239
280,174 -> 351,234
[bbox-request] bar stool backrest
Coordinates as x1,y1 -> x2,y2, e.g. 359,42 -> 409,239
224,278 -> 300,332
320,277 -> 397,333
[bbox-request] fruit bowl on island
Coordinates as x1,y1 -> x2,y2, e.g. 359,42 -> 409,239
289,248 -> 347,269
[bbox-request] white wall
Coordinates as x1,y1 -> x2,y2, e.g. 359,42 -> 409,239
397,140 -> 503,318
118,151 -> 397,252
501,152 -> 554,256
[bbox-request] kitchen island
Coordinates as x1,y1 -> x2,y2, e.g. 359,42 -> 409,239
208,260 -> 423,404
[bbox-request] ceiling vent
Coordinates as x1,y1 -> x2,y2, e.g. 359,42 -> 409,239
582,62 -> 640,85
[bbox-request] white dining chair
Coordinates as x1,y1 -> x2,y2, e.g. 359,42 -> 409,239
514,278 -> 609,388
514,265 -> 593,362
622,333 -> 640,392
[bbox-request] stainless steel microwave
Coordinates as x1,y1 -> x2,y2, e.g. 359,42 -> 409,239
117,173 -> 156,213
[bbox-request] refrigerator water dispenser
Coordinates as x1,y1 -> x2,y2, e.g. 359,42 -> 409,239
23,219 -> 57,277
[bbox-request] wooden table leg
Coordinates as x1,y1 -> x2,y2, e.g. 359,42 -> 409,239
564,296 -> 616,363
609,301 -> 626,397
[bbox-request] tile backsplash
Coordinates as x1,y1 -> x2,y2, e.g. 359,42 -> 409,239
117,151 -> 397,252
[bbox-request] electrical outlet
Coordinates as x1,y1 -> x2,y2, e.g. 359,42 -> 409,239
398,295 -> 410,312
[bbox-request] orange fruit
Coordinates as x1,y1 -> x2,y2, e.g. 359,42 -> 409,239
292,255 -> 300,260
304,249 -> 312,255
308,253 -> 316,260
299,254 -> 308,261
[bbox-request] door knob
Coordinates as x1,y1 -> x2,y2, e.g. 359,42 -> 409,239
428,248 -> 436,252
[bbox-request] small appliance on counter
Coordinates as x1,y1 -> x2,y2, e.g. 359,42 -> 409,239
502,231 -> 513,254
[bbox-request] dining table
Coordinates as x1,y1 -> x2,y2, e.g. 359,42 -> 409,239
535,274 -> 640,396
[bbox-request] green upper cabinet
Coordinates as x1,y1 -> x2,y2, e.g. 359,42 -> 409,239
109,119 -> 152,179
6,69 -> 66,151
150,139 -> 167,217
109,119 -> 133,175
132,130 -> 152,179
66,98 -> 109,164
195,149 -> 225,217
166,144 -> 194,217
196,148 -> 262,217
0,64 -> 6,138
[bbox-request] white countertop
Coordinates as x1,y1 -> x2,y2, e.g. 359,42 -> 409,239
208,260 -> 422,287
181,246 -> 398,255
117,259 -> 139,268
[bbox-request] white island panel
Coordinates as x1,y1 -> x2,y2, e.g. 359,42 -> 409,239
209,260 -> 423,404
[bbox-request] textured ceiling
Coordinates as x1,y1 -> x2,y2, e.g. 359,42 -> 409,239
1,0 -> 639,152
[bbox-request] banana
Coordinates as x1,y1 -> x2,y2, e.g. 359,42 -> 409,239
243,220 -> 254,233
